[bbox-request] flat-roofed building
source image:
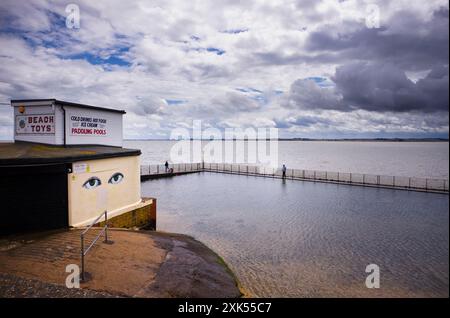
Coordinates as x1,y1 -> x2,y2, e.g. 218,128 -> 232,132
0,99 -> 155,235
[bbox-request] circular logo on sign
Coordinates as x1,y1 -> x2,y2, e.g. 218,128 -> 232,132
19,119 -> 26,129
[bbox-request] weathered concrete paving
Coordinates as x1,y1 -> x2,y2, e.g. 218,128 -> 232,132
0,273 -> 119,298
0,229 -> 241,298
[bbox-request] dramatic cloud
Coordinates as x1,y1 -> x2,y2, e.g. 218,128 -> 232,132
284,62 -> 449,113
333,62 -> 448,112
304,7 -> 449,70
0,0 -> 448,139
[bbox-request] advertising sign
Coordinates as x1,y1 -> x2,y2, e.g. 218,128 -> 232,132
70,115 -> 108,136
15,114 -> 55,134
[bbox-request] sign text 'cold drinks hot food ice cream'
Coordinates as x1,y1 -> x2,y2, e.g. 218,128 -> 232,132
70,115 -> 108,136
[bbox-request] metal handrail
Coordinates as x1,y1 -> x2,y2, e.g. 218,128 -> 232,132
140,163 -> 449,193
80,210 -> 111,281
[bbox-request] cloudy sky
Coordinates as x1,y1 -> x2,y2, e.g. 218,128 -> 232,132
0,0 -> 448,139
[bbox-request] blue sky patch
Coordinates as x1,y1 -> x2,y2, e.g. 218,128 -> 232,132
62,52 -> 131,67
306,77 -> 334,88
165,99 -> 187,105
221,28 -> 249,34
235,87 -> 263,94
60,46 -> 131,67
306,77 -> 327,83
206,47 -> 225,55
189,47 -> 226,55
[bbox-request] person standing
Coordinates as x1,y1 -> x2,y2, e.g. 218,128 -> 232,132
282,164 -> 287,179
165,161 -> 169,173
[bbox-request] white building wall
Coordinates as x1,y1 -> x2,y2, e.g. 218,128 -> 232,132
11,101 -> 123,147
54,105 -> 65,145
64,106 -> 123,147
13,103 -> 60,145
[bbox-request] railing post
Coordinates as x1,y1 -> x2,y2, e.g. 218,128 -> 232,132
80,233 -> 85,281
104,211 -> 108,243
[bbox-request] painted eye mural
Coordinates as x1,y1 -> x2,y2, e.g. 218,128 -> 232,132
109,172 -> 124,184
83,177 -> 102,189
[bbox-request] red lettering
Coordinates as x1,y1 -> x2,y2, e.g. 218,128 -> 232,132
94,129 -> 106,135
72,128 -> 93,135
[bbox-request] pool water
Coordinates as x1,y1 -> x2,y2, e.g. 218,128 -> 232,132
141,172 -> 449,297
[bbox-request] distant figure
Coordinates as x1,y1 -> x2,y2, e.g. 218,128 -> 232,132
165,161 -> 169,173
282,164 -> 287,179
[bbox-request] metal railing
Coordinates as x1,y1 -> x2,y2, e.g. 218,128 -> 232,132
140,162 -> 449,193
80,210 -> 112,281
140,162 -> 203,175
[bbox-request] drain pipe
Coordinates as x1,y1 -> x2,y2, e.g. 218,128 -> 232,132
61,104 -> 66,146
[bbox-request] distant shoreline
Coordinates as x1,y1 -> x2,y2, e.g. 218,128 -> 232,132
123,138 -> 449,142
1,138 -> 448,143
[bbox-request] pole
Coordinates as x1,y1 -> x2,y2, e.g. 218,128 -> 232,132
81,233 -> 85,281
104,211 -> 108,243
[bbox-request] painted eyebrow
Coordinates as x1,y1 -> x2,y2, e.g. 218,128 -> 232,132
84,176 -> 101,182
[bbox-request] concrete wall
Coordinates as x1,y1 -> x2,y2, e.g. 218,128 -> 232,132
67,155 -> 141,227
96,198 -> 156,230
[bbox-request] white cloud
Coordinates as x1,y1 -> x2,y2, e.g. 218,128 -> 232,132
0,0 -> 448,139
